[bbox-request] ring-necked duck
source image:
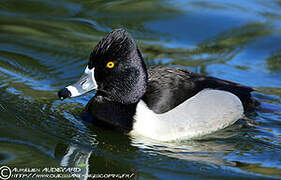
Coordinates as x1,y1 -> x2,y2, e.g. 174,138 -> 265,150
58,29 -> 259,141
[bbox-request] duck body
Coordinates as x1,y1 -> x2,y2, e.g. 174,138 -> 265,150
85,66 -> 252,141
131,66 -> 256,141
58,29 -> 258,141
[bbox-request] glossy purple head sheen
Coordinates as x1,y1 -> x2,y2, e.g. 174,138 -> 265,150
58,29 -> 148,105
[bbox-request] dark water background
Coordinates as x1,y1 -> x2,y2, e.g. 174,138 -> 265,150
0,0 -> 281,179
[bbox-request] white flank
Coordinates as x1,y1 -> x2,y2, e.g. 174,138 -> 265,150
131,89 -> 244,141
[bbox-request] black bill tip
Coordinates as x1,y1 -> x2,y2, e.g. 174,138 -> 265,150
58,88 -> 71,100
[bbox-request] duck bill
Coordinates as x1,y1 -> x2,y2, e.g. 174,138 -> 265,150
58,66 -> 98,100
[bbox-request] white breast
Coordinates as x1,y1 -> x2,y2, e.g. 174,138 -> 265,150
131,89 -> 244,141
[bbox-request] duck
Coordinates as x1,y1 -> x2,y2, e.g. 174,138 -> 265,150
58,29 -> 259,141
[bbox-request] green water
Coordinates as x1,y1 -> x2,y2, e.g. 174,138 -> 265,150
0,0 -> 281,179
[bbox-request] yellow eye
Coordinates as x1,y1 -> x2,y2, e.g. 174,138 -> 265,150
106,61 -> 115,68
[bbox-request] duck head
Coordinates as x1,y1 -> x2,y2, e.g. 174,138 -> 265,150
58,29 -> 148,104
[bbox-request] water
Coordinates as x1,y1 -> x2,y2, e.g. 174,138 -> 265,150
0,0 -> 281,179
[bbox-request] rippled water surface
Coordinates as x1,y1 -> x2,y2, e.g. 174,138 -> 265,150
0,0 -> 281,179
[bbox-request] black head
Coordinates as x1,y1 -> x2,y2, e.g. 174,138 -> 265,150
58,29 -> 148,103
88,29 -> 148,104
58,29 -> 148,130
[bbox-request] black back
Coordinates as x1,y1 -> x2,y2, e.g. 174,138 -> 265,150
142,66 -> 259,114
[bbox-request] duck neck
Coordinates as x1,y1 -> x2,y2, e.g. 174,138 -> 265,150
86,94 -> 138,131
